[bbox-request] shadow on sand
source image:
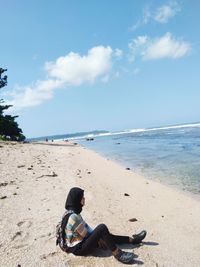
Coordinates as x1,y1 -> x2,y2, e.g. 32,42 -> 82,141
87,248 -> 143,265
84,240 -> 159,264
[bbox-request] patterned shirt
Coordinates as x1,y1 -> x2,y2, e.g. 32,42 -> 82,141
65,212 -> 93,247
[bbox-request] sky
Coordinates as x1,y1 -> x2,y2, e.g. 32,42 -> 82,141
0,0 -> 200,138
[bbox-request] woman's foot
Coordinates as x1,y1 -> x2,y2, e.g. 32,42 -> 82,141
132,230 -> 147,244
114,249 -> 135,264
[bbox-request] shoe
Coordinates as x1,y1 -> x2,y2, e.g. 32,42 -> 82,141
132,230 -> 147,244
114,249 -> 135,264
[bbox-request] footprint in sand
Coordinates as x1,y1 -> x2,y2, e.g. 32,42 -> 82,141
11,230 -> 30,251
36,234 -> 47,240
40,251 -> 58,260
11,231 -> 22,241
36,232 -> 52,240
11,229 -> 30,243
17,220 -> 32,229
12,243 -> 29,249
17,221 -> 25,227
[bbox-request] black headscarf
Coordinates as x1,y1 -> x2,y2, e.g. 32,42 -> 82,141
65,187 -> 84,214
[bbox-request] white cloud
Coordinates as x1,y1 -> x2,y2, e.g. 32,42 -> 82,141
7,79 -> 64,109
143,6 -> 151,24
114,48 -> 123,59
128,33 -> 191,61
129,1 -> 180,30
133,36 -> 148,46
143,33 -> 191,60
45,46 -> 113,85
5,46 -> 114,111
129,6 -> 151,31
128,36 -> 148,62
154,1 -> 181,23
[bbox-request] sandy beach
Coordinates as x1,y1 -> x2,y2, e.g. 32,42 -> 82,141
0,141 -> 200,267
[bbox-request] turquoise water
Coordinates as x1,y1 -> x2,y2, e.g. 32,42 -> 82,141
78,125 -> 200,195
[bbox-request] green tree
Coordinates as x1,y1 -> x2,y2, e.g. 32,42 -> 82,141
0,68 -> 25,141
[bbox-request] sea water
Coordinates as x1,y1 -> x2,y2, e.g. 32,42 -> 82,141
78,124 -> 200,196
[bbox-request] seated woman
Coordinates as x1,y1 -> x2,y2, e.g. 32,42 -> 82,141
58,187 -> 146,264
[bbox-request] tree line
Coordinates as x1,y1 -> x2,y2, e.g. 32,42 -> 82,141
0,68 -> 25,141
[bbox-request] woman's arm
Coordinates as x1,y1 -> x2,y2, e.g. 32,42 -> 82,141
85,223 -> 93,234
67,213 -> 93,239
75,222 -> 89,238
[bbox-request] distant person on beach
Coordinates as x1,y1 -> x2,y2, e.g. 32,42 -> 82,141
56,187 -> 147,264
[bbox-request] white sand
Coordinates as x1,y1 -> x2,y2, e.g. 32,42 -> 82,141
0,141 -> 200,267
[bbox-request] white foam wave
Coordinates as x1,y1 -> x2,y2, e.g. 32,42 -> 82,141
94,123 -> 200,139
101,123 -> 200,138
53,122 -> 200,141
138,123 -> 200,133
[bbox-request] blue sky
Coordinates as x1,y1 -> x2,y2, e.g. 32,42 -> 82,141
0,0 -> 200,138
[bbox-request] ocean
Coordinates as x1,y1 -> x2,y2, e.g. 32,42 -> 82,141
76,123 -> 200,196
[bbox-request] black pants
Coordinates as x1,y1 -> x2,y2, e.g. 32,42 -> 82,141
72,224 -> 130,256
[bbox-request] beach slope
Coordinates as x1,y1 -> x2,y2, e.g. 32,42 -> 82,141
0,142 -> 200,267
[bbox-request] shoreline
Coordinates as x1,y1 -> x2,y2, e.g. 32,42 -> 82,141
78,142 -> 200,203
0,141 -> 200,266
